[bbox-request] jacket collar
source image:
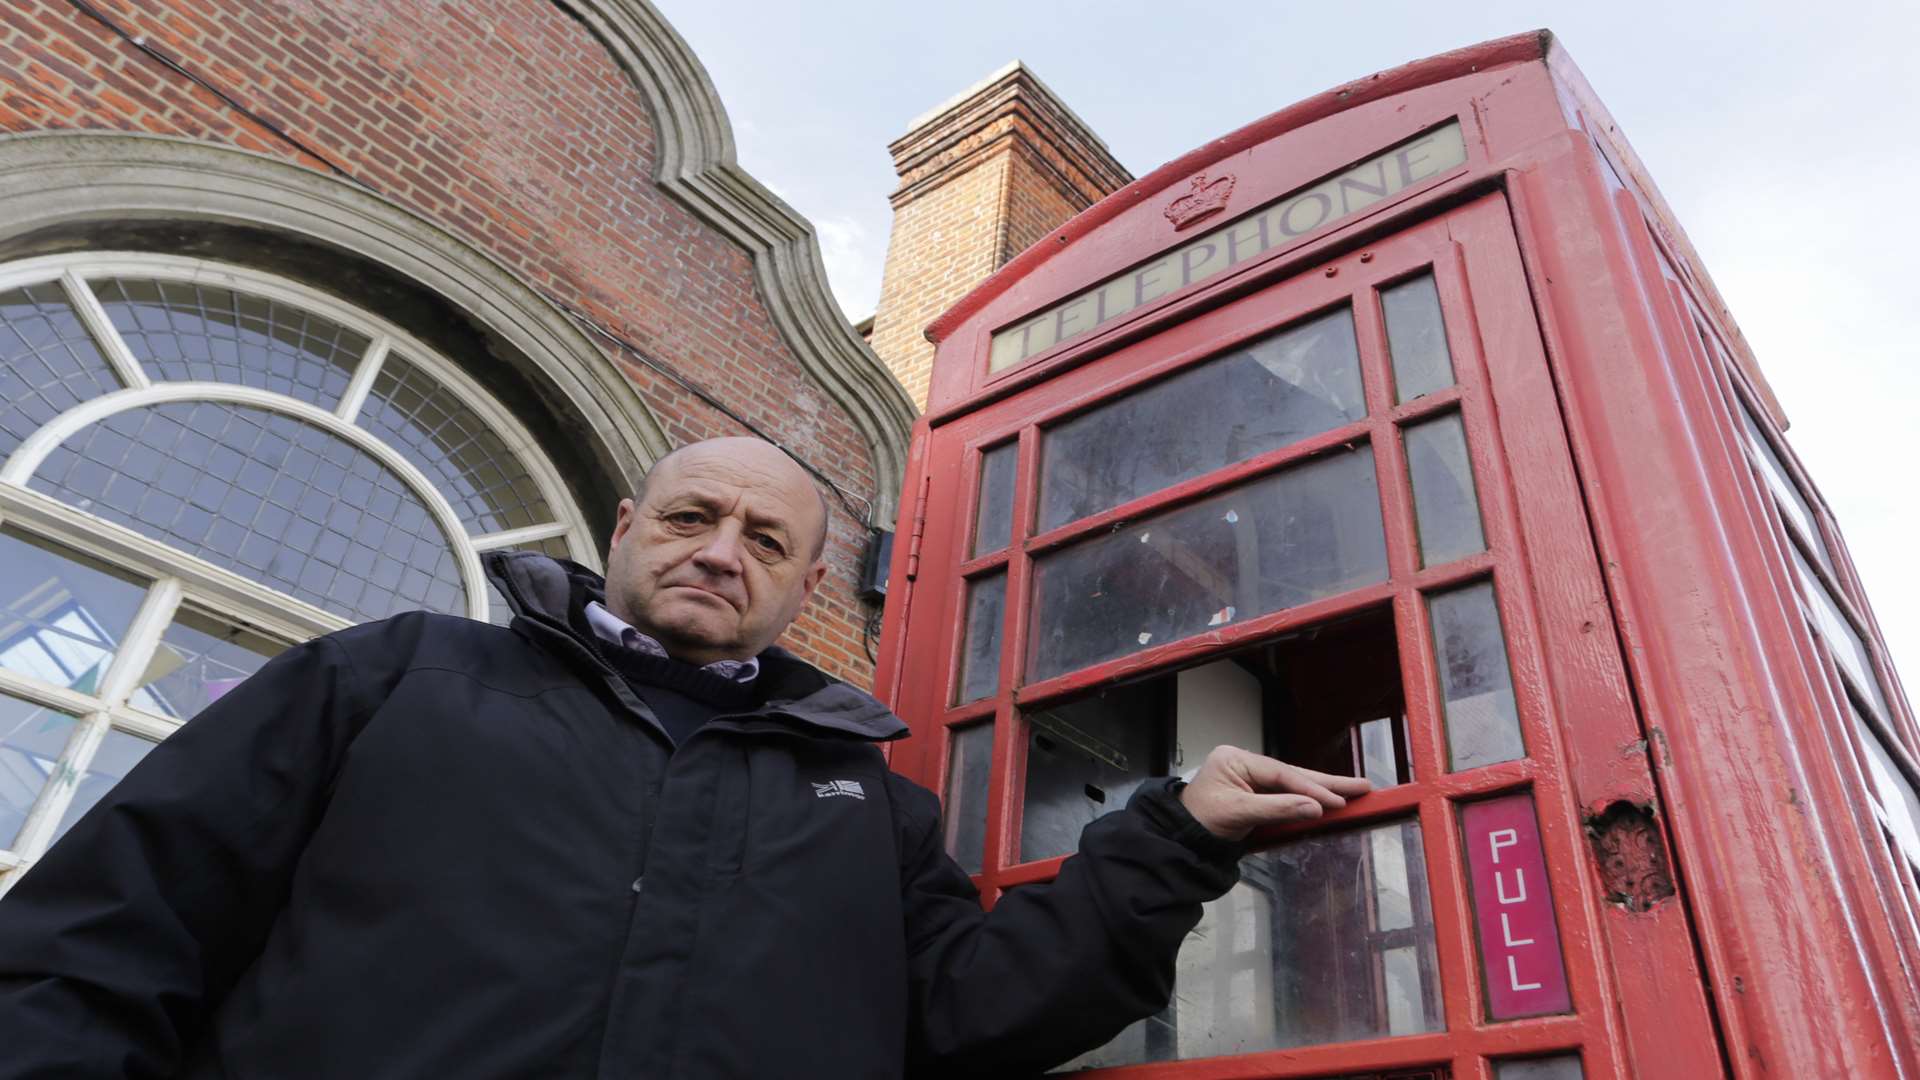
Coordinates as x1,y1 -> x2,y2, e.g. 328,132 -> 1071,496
482,550 -> 907,743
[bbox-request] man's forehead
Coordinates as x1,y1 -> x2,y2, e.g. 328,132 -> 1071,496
648,446 -> 821,524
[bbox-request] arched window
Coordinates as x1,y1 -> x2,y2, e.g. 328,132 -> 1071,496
0,253 -> 598,889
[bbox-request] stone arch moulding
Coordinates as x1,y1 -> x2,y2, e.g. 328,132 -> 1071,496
559,0 -> 918,525
0,129 -> 672,529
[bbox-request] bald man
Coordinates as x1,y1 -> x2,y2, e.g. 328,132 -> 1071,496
0,437 -> 1368,1080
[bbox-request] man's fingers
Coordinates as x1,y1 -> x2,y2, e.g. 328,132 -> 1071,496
1231,750 -> 1370,807
1321,773 -> 1377,798
1236,792 -> 1327,825
1276,761 -> 1375,797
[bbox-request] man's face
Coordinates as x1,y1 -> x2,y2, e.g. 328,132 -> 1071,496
603,439 -> 828,665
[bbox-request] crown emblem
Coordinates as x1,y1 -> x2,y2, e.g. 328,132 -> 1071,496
1163,173 -> 1235,230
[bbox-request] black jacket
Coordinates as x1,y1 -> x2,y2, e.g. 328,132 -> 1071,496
0,553 -> 1240,1078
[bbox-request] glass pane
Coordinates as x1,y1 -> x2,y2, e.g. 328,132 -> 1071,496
93,278 -> 366,409
127,608 -> 284,720
358,352 -> 553,533
1790,544 -> 1890,719
1358,715 -> 1405,789
1022,684 -> 1169,862
1736,397 -> 1833,572
1497,1056 -> 1585,1080
0,696 -> 80,849
0,281 -> 125,460
942,722 -> 993,875
31,401 -> 467,624
1037,308 -> 1365,531
1055,818 -> 1442,1070
1853,702 -> 1920,867
0,528 -> 149,692
51,727 -> 156,842
955,573 -> 1007,705
1029,448 -> 1388,684
1382,273 -> 1454,402
972,442 -> 1019,557
1405,412 -> 1485,566
1430,581 -> 1526,770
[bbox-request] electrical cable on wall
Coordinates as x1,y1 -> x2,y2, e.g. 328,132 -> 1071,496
63,0 -> 877,533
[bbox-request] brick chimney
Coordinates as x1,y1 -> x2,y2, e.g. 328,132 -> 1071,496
868,62 -> 1131,410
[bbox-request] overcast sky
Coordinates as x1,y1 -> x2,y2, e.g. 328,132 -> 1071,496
657,0 -> 1920,698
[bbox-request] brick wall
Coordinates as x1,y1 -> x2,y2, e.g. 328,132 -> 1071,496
869,152 -> 1014,410
867,62 -> 1130,411
0,0 -> 882,684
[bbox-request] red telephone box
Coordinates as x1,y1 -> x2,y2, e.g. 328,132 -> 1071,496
873,31 -> 1920,1080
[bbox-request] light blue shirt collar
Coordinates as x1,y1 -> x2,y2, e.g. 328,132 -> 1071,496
582,601 -> 760,683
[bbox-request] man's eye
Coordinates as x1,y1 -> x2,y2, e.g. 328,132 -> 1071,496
751,534 -> 785,556
666,511 -> 704,526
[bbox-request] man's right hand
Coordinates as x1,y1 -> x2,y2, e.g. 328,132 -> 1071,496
1178,745 -> 1374,841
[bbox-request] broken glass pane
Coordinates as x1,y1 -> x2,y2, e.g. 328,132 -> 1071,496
1021,609 -> 1409,856
1029,448 -> 1387,684
943,722 -> 994,875
1429,581 -> 1525,771
1037,308 -> 1365,531
956,573 -> 1007,705
127,607 -> 285,720
1383,273 -> 1454,402
1405,412 -> 1485,566
1052,818 -> 1443,1070
972,441 -> 1019,557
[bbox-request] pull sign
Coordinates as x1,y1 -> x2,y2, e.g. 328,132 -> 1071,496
1460,793 -> 1572,1019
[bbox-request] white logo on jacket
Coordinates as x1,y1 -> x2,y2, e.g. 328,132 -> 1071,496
812,779 -> 866,800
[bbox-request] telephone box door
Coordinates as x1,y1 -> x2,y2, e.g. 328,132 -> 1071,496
884,192 -> 1724,1080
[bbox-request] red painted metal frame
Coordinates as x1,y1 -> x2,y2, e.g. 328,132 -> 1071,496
875,28 -> 1920,1080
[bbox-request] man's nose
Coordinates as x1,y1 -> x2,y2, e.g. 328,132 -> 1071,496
690,522 -> 746,575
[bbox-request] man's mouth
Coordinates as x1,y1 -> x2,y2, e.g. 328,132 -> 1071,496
663,583 -> 741,611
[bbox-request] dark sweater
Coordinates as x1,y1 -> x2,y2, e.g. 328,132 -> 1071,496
599,645 -> 758,746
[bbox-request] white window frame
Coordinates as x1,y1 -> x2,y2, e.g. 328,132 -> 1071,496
0,252 -> 605,892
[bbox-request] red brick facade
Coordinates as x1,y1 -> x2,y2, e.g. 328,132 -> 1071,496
0,0 -> 885,682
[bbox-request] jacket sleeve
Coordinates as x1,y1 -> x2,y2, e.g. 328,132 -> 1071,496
893,773 -> 1242,1076
0,628 -> 383,1079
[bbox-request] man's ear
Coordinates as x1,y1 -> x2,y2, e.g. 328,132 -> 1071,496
799,559 -> 828,606
608,498 -> 638,561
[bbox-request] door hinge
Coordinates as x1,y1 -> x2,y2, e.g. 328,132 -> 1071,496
904,475 -> 931,581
